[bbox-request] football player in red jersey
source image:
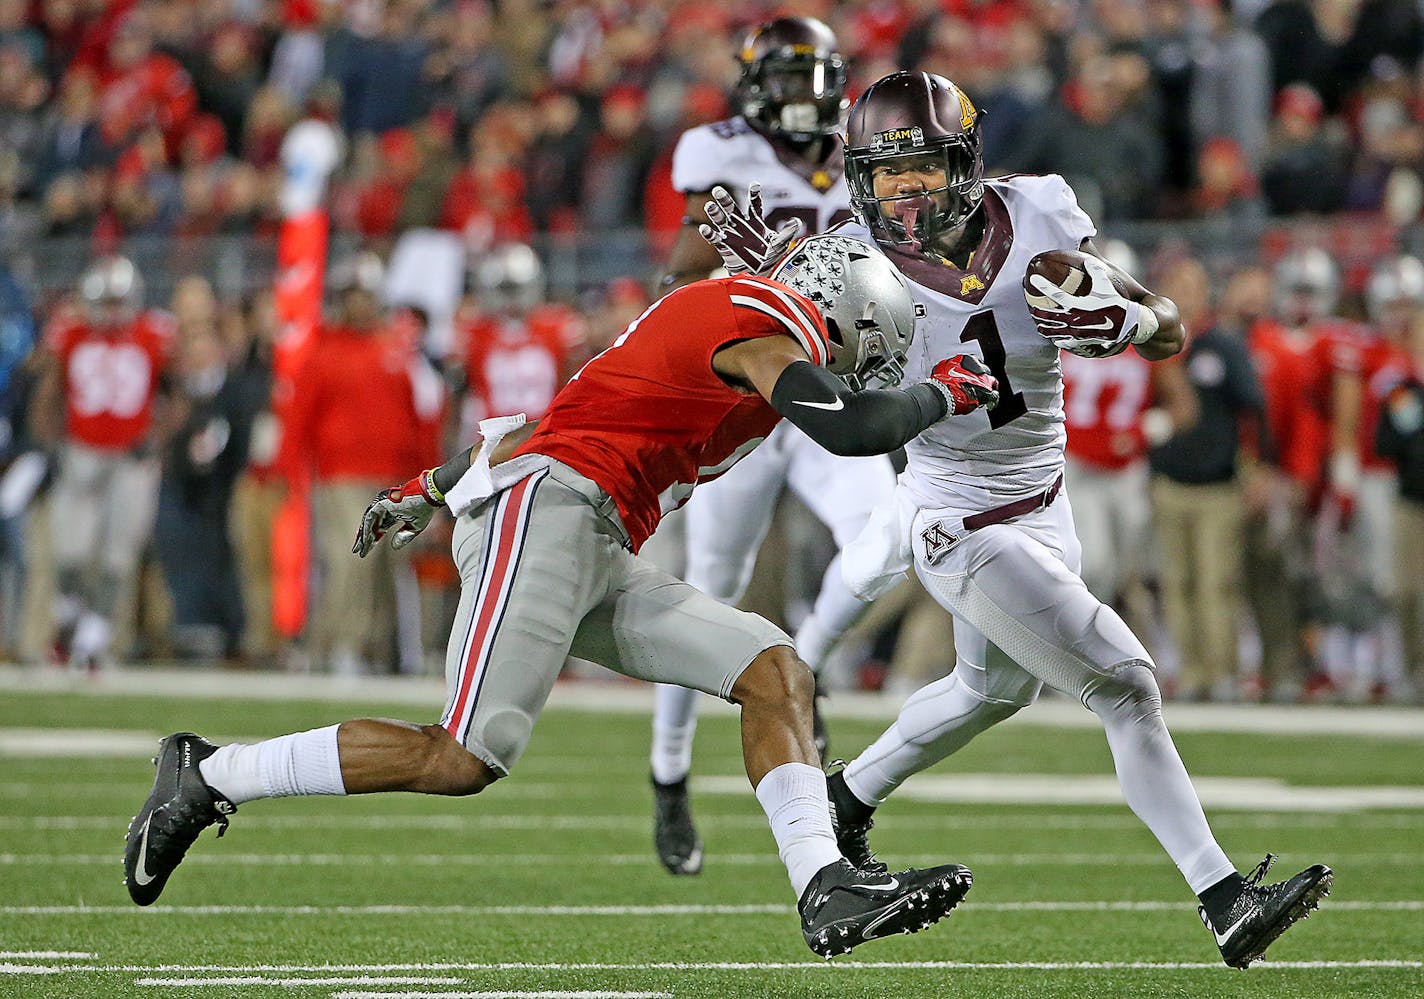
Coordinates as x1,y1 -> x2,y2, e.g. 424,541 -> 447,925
456,243 -> 587,433
1322,256 -> 1423,700
31,256 -> 175,671
123,235 -> 1001,957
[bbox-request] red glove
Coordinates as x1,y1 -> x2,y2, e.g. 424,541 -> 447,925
928,354 -> 1001,416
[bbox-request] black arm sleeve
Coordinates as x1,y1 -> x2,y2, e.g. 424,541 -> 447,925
769,361 -> 947,457
431,444 -> 477,497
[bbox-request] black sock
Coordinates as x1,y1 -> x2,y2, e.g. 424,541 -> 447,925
827,769 -> 875,825
1198,871 -> 1246,923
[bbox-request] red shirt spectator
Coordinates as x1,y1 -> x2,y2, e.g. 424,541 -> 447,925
279,324 -> 443,483
1062,349 -> 1156,470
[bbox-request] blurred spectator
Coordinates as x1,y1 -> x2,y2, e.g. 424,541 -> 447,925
442,108 -> 535,245
276,251 -> 443,675
1005,55 -> 1163,219
28,68 -> 108,198
1376,314 -> 1424,699
579,85 -> 656,230
425,0 -> 510,136
1261,84 -> 1349,215
92,8 -> 197,151
334,0 -> 432,135
188,21 -> 263,154
0,261 -> 36,657
1189,0 -> 1271,174
1192,137 -> 1265,221
0,45 -> 50,186
0,0 -> 45,69
29,256 -> 175,670
153,281 -> 259,661
1255,0 -> 1355,110
1149,255 -> 1262,701
523,90 -> 593,233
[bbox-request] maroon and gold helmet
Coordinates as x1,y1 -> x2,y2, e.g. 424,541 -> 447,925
844,71 -> 985,251
735,16 -> 847,144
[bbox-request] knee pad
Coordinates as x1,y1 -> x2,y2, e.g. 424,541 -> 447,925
1088,659 -> 1161,718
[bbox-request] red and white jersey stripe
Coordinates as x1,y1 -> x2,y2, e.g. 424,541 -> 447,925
726,275 -> 829,367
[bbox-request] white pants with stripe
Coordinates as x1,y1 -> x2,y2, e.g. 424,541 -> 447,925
439,460 -> 791,775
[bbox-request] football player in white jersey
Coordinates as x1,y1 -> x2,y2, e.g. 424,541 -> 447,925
729,70 -> 1330,968
647,17 -> 900,877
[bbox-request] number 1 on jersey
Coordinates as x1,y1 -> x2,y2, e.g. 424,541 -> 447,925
960,311 -> 1028,429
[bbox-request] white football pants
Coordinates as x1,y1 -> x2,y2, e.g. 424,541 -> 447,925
844,489 -> 1237,894
650,423 -> 895,784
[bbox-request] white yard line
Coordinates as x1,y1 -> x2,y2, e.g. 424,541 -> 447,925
6,851 -> 1423,868
2,664 -> 1421,738
2,811 -> 1421,833
135,977 -> 460,987
1,901 -> 1419,917
332,993 -> 673,999
0,951 -> 93,959
2,960 -> 1421,975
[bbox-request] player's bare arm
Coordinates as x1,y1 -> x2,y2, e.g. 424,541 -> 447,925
1081,237 -> 1185,361
713,332 -> 999,457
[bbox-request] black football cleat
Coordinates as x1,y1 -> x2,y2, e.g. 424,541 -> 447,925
124,732 -> 235,905
800,858 -> 972,958
1199,854 -> 1333,969
652,775 -> 703,876
825,760 -> 886,874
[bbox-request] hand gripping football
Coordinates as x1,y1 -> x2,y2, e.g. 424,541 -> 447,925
1023,249 -> 1139,357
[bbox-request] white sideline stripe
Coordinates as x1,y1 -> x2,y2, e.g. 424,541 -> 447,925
0,951 -> 94,958
696,773 -> 1424,812
2,901 -> 1419,917
2,960 -> 1420,975
333,993 -> 673,999
136,977 -> 460,987
3,665 -> 1422,738
4,812 -> 1421,832
8,851 -> 1424,868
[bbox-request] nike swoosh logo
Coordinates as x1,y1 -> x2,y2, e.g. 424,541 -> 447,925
1212,911 -> 1252,946
1077,318 -> 1116,331
795,397 -> 845,412
132,816 -> 156,886
858,876 -> 900,893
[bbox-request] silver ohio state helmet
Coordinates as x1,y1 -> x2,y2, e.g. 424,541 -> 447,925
1365,254 -> 1424,326
770,234 -> 917,390
80,255 -> 144,323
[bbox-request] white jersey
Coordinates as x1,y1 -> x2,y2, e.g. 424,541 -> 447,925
671,116 -> 853,235
835,174 -> 1097,512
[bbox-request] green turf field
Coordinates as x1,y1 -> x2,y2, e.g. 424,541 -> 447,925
2,680 -> 1421,999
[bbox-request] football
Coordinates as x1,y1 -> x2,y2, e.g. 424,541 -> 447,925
1022,248 -> 1126,307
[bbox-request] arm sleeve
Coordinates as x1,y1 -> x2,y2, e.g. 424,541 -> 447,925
770,361 -> 946,457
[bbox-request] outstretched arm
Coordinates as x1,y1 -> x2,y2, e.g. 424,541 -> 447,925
714,335 -> 998,457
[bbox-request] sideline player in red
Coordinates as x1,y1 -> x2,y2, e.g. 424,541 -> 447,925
32,255 -> 175,670
123,234 -> 1001,957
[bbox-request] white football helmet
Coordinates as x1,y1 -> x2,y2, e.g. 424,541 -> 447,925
472,243 -> 545,315
1365,254 -> 1424,329
1274,248 -> 1339,325
80,255 -> 143,325
770,233 -> 916,390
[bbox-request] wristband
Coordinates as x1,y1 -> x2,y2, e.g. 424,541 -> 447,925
419,468 -> 446,506
920,378 -> 957,418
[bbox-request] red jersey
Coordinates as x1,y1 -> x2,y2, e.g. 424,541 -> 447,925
1061,349 -> 1154,470
46,310 -> 174,452
459,304 -> 586,427
1356,332 -> 1411,470
514,276 -> 830,550
1249,319 -> 1360,490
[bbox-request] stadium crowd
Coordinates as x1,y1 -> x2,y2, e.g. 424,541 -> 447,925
0,0 -> 1423,705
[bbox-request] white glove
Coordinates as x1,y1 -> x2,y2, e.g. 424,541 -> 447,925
697,183 -> 803,277
1026,255 -> 1155,358
353,471 -> 442,557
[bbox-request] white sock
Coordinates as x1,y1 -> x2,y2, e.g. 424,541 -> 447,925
650,683 -> 700,785
1086,678 -> 1236,894
199,724 -> 347,805
754,762 -> 843,898
70,611 -> 111,660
